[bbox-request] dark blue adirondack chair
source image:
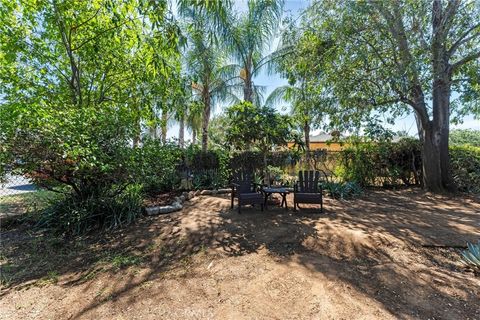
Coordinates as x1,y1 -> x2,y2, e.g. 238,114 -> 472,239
293,170 -> 323,212
230,171 -> 264,213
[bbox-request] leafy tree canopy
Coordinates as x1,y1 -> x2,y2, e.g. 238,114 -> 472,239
0,0 -> 182,194
225,101 -> 298,153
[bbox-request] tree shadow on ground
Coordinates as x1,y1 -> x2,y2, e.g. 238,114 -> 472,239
1,189 -> 479,319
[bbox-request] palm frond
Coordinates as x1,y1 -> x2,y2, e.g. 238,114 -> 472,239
265,85 -> 292,107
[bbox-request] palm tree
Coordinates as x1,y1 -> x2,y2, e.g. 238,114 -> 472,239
183,9 -> 239,152
266,80 -> 324,154
224,0 -> 284,104
179,0 -> 287,104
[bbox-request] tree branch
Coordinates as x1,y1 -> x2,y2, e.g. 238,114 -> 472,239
71,20 -> 131,52
451,50 -> 480,72
373,2 -> 429,125
72,8 -> 101,31
448,22 -> 480,55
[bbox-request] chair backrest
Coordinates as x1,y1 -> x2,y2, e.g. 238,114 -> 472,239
298,170 -> 320,193
232,170 -> 255,193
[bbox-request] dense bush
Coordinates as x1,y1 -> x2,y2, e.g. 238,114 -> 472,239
38,184 -> 143,236
338,138 -> 422,187
182,145 -> 230,190
450,145 -> 480,193
135,140 -> 184,195
450,129 -> 480,147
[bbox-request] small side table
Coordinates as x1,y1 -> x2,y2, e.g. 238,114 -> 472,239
262,187 -> 290,210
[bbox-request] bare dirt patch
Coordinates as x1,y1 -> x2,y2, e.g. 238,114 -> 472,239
1,189 -> 479,319
143,190 -> 183,207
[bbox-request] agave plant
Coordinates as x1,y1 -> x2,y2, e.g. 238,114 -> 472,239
323,181 -> 362,200
461,241 -> 480,269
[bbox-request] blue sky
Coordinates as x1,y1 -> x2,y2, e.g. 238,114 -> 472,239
168,0 -> 479,139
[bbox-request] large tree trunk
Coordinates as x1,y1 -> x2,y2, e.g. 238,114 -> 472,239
414,78 -> 454,193
432,74 -> 455,191
304,121 -> 311,152
178,113 -> 185,148
420,122 -> 444,192
201,94 -> 211,152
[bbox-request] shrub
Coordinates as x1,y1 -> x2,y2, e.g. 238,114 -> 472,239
450,145 -> 480,193
184,146 -> 230,189
1,105 -> 149,234
450,129 -> 480,147
38,184 -> 143,236
135,140 -> 184,194
191,169 -> 225,190
461,241 -> 480,270
339,143 -> 378,186
338,138 -> 421,187
323,181 -> 362,199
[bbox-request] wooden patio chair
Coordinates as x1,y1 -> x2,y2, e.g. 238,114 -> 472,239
230,170 -> 264,213
293,170 -> 323,213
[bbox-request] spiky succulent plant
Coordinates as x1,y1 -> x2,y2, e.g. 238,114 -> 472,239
461,241 -> 480,269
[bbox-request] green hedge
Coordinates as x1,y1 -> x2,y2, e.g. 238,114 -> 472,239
183,145 -> 230,190
336,140 -> 479,193
450,145 -> 480,193
338,138 -> 422,187
229,150 -> 301,173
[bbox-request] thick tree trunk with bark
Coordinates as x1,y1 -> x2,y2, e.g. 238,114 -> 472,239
432,78 -> 455,191
304,122 -> 310,152
201,93 -> 211,152
414,77 -> 454,193
419,122 -> 443,192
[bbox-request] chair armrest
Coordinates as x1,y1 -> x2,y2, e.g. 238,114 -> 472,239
230,182 -> 240,192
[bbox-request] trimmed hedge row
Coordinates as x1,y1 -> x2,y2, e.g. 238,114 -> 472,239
450,145 -> 480,193
336,140 -> 479,192
338,138 -> 422,187
220,140 -> 479,193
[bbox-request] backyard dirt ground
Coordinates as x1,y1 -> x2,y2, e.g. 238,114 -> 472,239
1,189 -> 479,319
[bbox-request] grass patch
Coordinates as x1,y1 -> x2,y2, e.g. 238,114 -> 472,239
36,271 -> 60,286
0,190 -> 57,216
110,254 -> 143,269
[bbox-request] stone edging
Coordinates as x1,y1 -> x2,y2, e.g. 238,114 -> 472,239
144,188 -> 230,216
